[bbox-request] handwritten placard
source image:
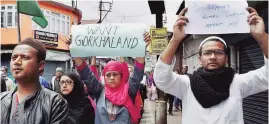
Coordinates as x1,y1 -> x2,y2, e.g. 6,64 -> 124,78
70,23 -> 147,57
150,28 -> 168,55
185,0 -> 249,34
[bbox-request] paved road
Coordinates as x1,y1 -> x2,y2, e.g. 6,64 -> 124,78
140,99 -> 182,124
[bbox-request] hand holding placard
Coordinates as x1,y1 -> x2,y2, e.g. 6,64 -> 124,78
185,1 -> 250,34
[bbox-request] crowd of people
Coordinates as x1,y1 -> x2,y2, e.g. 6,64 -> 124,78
0,7 -> 268,124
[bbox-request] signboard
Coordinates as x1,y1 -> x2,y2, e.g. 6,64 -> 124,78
70,23 -> 147,57
185,0 -> 249,34
150,28 -> 168,55
34,30 -> 58,46
145,51 -> 157,69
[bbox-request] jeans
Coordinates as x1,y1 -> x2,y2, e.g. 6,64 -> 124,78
174,97 -> 182,110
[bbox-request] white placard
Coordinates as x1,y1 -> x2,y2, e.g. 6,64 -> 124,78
185,0 -> 249,34
70,23 -> 147,57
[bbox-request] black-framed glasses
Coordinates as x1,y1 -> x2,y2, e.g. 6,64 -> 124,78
200,50 -> 226,58
60,80 -> 73,85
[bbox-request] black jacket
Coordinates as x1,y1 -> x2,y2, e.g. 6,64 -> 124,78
1,87 -> 69,124
68,96 -> 95,124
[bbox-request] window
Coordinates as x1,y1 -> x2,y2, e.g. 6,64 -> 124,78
7,12 -> 12,26
1,12 -> 5,27
32,10 -> 71,35
67,16 -> 70,34
15,12 -> 17,26
0,5 -> 17,28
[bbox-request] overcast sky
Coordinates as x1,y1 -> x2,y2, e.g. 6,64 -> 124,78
54,0 -> 157,27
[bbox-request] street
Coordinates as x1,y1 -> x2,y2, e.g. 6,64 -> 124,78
140,99 -> 182,124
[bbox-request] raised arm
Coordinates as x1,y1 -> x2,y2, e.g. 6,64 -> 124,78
237,7 -> 268,98
247,7 -> 268,58
89,56 -> 100,81
74,58 -> 103,99
161,8 -> 188,64
154,8 -> 190,99
128,32 -> 150,99
128,61 -> 145,100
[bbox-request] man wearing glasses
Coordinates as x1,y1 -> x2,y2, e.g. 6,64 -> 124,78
153,7 -> 268,124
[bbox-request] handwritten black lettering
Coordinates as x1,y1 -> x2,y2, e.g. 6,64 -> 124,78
88,26 -> 98,35
228,21 -> 238,26
75,35 -> 82,46
208,4 -> 230,11
99,36 -> 106,47
226,12 -> 245,17
113,26 -> 119,35
206,22 -> 223,28
131,38 -> 138,49
74,35 -> 140,49
123,37 -> 131,48
87,36 -> 93,47
202,14 -> 220,19
82,36 -> 88,46
116,37 -> 122,48
93,36 -> 100,47
103,37 -> 111,47
110,36 -> 117,48
104,27 -> 112,35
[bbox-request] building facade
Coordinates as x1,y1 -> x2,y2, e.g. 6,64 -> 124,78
1,0 -> 82,82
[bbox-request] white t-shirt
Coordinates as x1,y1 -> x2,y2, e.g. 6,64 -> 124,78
154,56 -> 268,124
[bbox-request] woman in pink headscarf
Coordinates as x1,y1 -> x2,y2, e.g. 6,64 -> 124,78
73,33 -> 151,124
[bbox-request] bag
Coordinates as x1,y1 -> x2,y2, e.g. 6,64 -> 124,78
149,85 -> 158,101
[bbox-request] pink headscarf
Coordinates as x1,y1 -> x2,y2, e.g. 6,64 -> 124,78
102,61 -> 141,123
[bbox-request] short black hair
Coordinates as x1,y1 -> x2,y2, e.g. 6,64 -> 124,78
17,37 -> 46,62
199,39 -> 228,56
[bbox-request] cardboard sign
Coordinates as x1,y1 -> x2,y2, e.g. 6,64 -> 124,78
70,23 -> 147,57
150,28 -> 168,55
185,0 -> 249,34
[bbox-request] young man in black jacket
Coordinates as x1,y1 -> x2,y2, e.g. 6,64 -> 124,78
1,37 -> 69,124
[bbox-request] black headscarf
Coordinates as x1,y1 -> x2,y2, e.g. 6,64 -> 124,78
61,72 -> 95,124
61,72 -> 85,104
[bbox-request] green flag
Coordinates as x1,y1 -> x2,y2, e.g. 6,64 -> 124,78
17,0 -> 48,28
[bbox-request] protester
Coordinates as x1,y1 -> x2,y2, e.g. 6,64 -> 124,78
69,33 -> 150,124
173,69 -> 181,112
139,75 -> 147,115
1,66 -> 14,91
1,77 -> 7,92
60,72 -> 95,124
154,7 -> 268,124
165,93 -> 175,115
39,69 -> 50,89
146,70 -> 158,101
1,37 -> 68,123
50,67 -> 63,93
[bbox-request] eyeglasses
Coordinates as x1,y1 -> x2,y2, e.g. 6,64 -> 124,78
60,80 -> 73,85
200,50 -> 226,58
105,72 -> 121,77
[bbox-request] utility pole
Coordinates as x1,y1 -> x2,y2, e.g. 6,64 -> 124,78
98,0 -> 113,23
148,1 -> 167,124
